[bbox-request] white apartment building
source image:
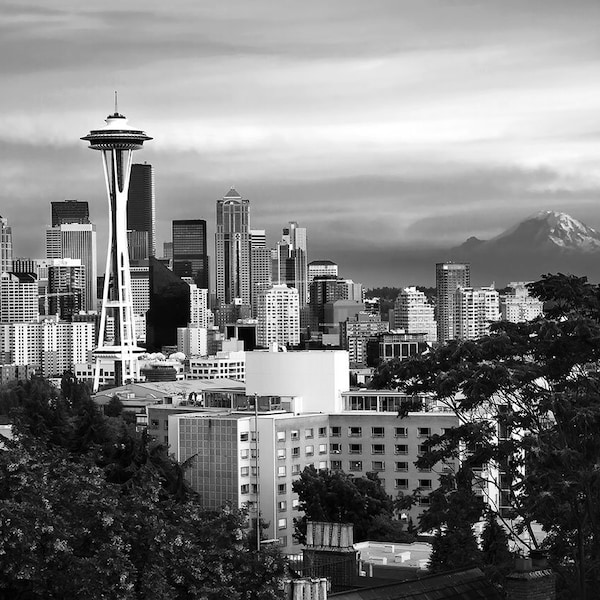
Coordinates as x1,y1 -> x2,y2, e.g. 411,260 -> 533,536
177,324 -> 208,357
393,287 -> 437,342
0,272 -> 38,323
189,283 -> 212,327
0,316 -> 94,377
454,286 -> 501,340
256,284 -> 300,348
188,350 -> 246,381
501,282 -> 544,323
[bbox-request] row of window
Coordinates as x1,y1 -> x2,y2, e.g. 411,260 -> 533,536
333,426 -> 433,438
277,445 -> 327,458
333,443 -> 429,455
331,460 -> 431,474
276,427 -> 327,442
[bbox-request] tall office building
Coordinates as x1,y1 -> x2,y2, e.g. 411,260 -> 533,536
127,163 -> 156,257
215,188 -> 251,305
0,272 -> 38,323
393,287 -> 437,342
46,258 -> 85,320
127,230 -> 149,261
82,106 -> 151,390
46,224 -> 97,312
51,200 -> 90,226
454,286 -> 501,340
274,222 -> 308,306
435,262 -> 470,343
250,229 -> 272,318
501,282 -> 544,323
308,260 -> 337,286
0,216 -> 13,274
172,220 -> 209,289
256,284 -> 300,348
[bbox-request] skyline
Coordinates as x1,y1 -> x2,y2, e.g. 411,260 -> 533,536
2,0 -> 600,286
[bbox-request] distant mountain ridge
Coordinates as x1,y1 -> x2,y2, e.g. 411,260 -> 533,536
449,211 -> 600,285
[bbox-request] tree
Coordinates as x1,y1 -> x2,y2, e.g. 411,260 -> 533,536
0,376 -> 288,599
480,509 -> 513,586
292,466 -> 395,543
104,394 -> 124,417
372,274 -> 600,598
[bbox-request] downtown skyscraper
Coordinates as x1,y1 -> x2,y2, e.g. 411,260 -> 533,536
0,216 -> 13,274
172,219 -> 209,289
127,163 -> 156,258
435,262 -> 470,343
215,188 -> 251,305
51,200 -> 90,226
273,221 -> 308,306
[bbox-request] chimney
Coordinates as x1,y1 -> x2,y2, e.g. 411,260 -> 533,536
505,552 -> 555,600
283,578 -> 328,600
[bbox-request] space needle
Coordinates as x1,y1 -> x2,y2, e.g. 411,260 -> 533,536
82,97 -> 152,391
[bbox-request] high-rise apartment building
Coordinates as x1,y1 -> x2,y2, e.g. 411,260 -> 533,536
256,284 -> 300,348
393,287 -> 437,342
51,200 -> 90,226
454,286 -> 501,340
435,262 -> 470,343
215,188 -> 251,305
0,216 -> 13,275
172,220 -> 209,289
341,312 -> 389,367
501,282 -> 544,323
189,283 -> 212,328
127,163 -> 156,257
0,272 -> 38,323
274,222 -> 308,306
46,223 -> 97,311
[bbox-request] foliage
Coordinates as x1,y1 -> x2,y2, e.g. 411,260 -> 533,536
371,273 -> 600,598
104,394 -> 124,417
292,466 -> 397,543
0,374 -> 287,599
480,509 -> 513,586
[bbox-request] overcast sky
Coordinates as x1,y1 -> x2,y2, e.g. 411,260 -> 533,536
2,0 -> 600,286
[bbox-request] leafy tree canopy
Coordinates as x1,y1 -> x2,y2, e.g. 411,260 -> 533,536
292,466 -> 409,544
0,374 -> 287,600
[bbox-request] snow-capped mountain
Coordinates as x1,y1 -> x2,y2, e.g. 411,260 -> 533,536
449,211 -> 600,284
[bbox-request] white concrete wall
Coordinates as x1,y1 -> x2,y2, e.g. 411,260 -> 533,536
245,350 -> 349,413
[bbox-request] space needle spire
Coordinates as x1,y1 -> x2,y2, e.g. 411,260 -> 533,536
82,102 -> 152,391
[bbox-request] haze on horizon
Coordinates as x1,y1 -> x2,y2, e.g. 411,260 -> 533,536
2,0 -> 600,287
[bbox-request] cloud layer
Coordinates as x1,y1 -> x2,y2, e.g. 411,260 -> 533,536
2,0 -> 600,286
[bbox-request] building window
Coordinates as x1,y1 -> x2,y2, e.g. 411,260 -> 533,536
349,443 -> 362,454
278,500 -> 287,512
305,428 -> 314,439
291,464 -> 301,475
331,460 -> 342,470
251,466 -> 258,476
241,432 -> 249,442
372,444 -> 385,455
276,431 -> 286,442
318,461 -> 327,470
292,498 -> 300,509
278,483 -> 287,494
348,426 -> 362,437
330,443 -> 342,454
305,445 -> 314,456
417,427 -> 431,438
278,518 -> 287,529
394,427 -> 407,438
330,426 -> 341,437
250,449 -> 258,458
150,419 -> 159,428
292,447 -> 300,457
418,466 -> 432,472
372,461 -> 385,471
395,479 -> 409,489
241,466 -> 249,476
419,496 -> 431,506
240,449 -> 249,459
349,461 -> 362,472
395,444 -> 408,455
277,448 -> 286,460
419,479 -> 432,489
417,444 -> 427,455
241,484 -> 250,494
318,444 -> 327,454
395,461 -> 409,471
372,426 -> 385,438
291,430 -> 300,440
278,466 -> 286,477
318,427 -> 327,437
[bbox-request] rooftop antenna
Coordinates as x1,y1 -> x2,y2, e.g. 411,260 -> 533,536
114,90 -> 118,115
